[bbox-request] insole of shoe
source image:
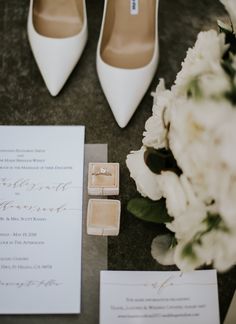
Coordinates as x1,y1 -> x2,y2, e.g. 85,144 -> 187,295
33,0 -> 84,38
101,0 -> 156,69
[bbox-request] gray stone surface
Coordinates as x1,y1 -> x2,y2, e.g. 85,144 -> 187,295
0,0 -> 235,323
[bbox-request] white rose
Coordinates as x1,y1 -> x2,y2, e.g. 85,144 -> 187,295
126,147 -> 163,200
174,239 -> 205,272
218,171 -> 236,227
232,53 -> 236,71
197,68 -> 230,98
215,113 -> 236,173
211,231 -> 236,271
143,80 -> 172,149
168,98 -> 213,178
157,171 -> 187,218
198,230 -> 236,272
220,0 -> 236,33
172,205 -> 209,272
151,79 -> 173,118
167,203 -> 207,240
173,30 -> 228,96
168,98 -> 233,203
174,207 -> 236,272
151,234 -> 175,266
164,174 -> 207,240
217,19 -> 233,33
142,115 -> 168,149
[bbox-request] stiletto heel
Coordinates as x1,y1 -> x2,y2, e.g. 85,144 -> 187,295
27,0 -> 88,96
96,0 -> 159,128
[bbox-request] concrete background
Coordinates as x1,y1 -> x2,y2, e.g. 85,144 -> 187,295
0,0 -> 235,323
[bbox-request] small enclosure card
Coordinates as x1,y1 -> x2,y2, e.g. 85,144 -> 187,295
100,270 -> 220,324
0,126 -> 85,314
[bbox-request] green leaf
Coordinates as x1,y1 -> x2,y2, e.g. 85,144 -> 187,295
127,197 -> 173,223
144,147 -> 182,175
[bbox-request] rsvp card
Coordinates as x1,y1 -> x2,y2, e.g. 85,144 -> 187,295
0,126 -> 85,314
100,270 -> 220,324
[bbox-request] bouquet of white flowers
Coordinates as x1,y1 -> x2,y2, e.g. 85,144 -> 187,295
126,0 -> 236,272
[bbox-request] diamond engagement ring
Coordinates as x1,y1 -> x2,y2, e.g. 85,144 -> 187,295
92,167 -> 112,176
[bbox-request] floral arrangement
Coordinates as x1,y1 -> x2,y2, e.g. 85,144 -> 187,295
126,0 -> 236,272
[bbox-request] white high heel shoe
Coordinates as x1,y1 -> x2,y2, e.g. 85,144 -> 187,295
27,0 -> 88,96
96,0 -> 159,128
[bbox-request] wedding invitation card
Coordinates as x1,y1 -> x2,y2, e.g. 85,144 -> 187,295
100,270 -> 220,324
0,126 -> 85,314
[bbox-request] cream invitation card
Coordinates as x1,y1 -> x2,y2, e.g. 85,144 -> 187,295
100,270 -> 220,324
0,126 -> 85,314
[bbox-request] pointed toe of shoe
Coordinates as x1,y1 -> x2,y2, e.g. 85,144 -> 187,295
96,0 -> 159,127
31,51 -> 80,96
111,106 -> 132,129
97,59 -> 158,127
115,114 -> 130,129
108,94 -> 140,128
27,32 -> 87,96
44,76 -> 64,97
27,0 -> 88,96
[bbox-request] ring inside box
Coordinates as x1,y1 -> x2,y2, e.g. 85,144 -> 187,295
91,164 -> 116,186
88,163 -> 119,195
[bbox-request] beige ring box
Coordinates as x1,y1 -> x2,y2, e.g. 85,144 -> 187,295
87,199 -> 121,236
88,163 -> 119,195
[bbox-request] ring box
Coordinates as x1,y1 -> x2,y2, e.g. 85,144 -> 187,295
87,199 -> 121,236
88,163 -> 119,195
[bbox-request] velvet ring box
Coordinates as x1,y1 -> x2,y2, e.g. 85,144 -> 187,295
88,163 -> 119,195
87,199 -> 121,236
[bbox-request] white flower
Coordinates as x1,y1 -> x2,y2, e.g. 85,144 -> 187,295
199,230 -> 236,272
218,171 -> 236,227
167,201 -> 207,241
158,171 -> 187,218
168,98 -> 234,202
220,0 -> 236,33
231,53 -> 236,70
151,234 -> 175,266
173,209 -> 211,271
162,174 -> 207,241
173,30 -> 229,96
231,54 -> 236,86
151,79 -> 173,117
143,80 -> 171,149
215,113 -> 236,173
217,19 -> 233,33
126,147 -> 163,200
142,115 -> 168,149
213,234 -> 236,272
127,9 -> 236,272
175,222 -> 236,272
174,240 -> 205,272
197,69 -> 230,98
